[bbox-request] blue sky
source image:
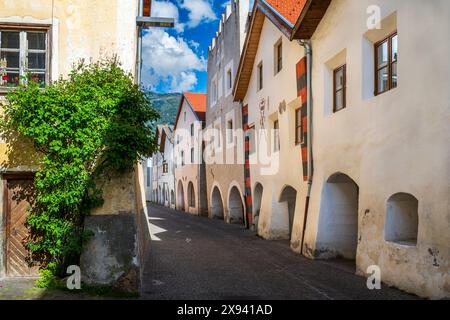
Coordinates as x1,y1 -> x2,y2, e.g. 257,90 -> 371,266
141,0 -> 253,94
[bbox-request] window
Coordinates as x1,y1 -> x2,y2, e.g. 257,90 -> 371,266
215,124 -> 221,148
211,78 -> 218,105
181,151 -> 185,166
0,28 -> 48,88
248,125 -> 256,155
275,40 -> 282,74
218,76 -> 223,98
257,62 -> 263,91
184,111 -> 186,122
190,147 -> 194,164
162,162 -> 168,174
190,123 -> 194,136
146,167 -> 151,187
273,120 -> 280,152
227,120 -> 233,143
375,32 -> 397,95
227,68 -> 232,90
295,108 -> 302,145
333,64 -> 346,112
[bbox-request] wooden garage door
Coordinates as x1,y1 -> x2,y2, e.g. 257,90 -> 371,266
4,174 -> 39,277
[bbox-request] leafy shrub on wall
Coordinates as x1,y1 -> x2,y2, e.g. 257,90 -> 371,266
0,57 -> 159,278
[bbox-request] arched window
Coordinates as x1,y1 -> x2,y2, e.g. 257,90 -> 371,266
385,193 -> 418,246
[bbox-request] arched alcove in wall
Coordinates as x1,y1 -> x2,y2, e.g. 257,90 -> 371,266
316,173 -> 359,260
228,186 -> 244,224
211,186 -> 224,220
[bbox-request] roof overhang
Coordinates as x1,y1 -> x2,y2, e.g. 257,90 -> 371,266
233,0 -> 331,102
291,0 -> 331,40
233,5 -> 265,101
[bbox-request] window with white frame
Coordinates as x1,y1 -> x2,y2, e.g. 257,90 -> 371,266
0,28 -> 49,89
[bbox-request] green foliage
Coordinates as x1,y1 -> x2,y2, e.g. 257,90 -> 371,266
1,57 -> 159,278
35,267 -> 57,288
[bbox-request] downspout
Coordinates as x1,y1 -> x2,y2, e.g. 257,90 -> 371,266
136,0 -> 144,85
298,40 -> 312,256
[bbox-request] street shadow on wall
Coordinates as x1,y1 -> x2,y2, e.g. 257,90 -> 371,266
0,126 -> 42,170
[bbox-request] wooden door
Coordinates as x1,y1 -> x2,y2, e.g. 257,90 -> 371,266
4,175 -> 39,277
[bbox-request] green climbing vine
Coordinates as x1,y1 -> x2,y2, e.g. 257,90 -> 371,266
0,57 -> 159,280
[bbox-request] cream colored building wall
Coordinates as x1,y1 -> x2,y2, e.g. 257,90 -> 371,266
0,0 -> 137,81
174,100 -> 203,215
302,0 -> 450,298
243,18 -> 307,240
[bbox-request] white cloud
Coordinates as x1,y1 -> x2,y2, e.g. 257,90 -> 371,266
173,71 -> 198,92
152,0 -> 185,33
179,0 -> 217,28
188,39 -> 200,50
142,28 -> 206,92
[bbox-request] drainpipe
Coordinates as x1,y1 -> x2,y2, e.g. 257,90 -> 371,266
298,40 -> 312,256
136,0 -> 144,85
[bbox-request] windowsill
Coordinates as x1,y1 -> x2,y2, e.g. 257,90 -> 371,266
0,87 -> 15,95
333,106 -> 347,114
386,239 -> 417,248
0,85 -> 47,96
374,86 -> 397,98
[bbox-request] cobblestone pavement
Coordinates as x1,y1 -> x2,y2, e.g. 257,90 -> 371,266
141,203 -> 419,300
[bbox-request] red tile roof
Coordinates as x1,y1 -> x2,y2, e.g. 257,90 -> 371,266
184,92 -> 206,121
174,92 -> 206,130
184,92 -> 207,114
265,0 -> 307,26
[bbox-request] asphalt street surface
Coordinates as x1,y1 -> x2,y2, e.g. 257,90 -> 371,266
141,203 -> 418,300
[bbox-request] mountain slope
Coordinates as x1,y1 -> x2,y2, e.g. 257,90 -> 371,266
147,92 -> 181,125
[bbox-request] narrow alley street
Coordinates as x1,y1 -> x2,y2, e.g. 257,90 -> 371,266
141,203 -> 418,300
